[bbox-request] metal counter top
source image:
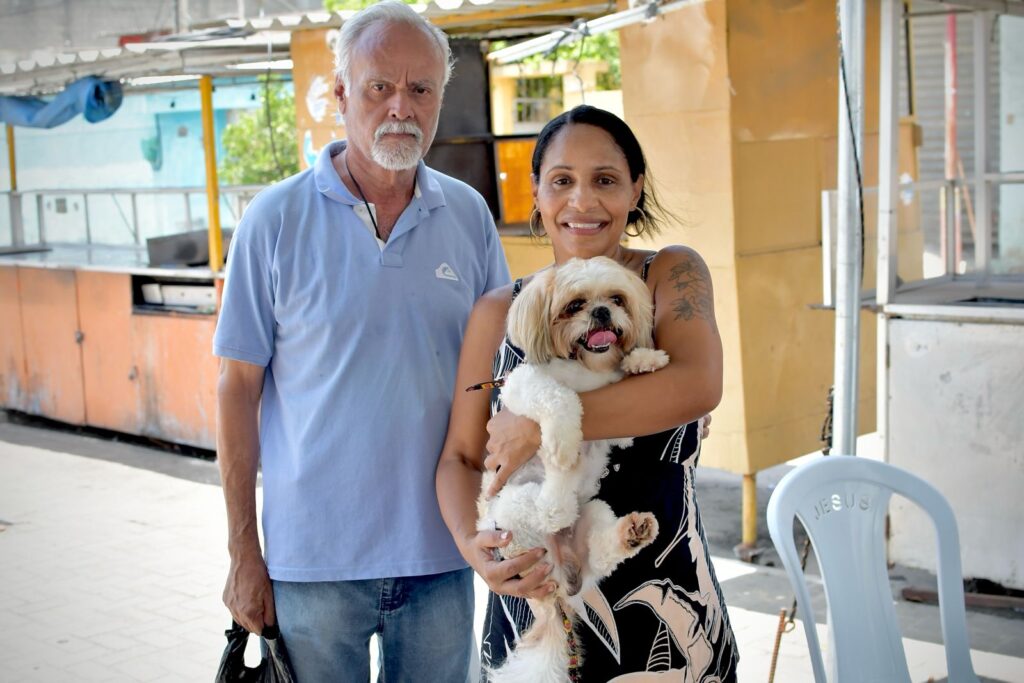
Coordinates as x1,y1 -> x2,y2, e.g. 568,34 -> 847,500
0,243 -> 222,280
884,276 -> 1024,324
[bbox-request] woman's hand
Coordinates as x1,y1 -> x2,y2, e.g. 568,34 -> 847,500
701,413 -> 712,440
484,409 -> 541,496
469,529 -> 555,599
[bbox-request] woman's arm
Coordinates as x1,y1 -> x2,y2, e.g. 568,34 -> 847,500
436,288 -> 555,599
485,246 -> 722,492
580,245 -> 722,436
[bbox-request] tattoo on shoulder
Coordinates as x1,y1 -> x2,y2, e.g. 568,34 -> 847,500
667,255 -> 713,322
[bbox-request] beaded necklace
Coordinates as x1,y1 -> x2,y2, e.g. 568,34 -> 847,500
560,604 -> 581,682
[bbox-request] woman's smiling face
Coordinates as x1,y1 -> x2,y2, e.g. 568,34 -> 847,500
533,123 -> 644,263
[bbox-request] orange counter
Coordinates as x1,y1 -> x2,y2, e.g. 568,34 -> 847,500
1,247 -> 219,449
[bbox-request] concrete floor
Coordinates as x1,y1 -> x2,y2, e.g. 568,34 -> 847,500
1,415 -> 1022,682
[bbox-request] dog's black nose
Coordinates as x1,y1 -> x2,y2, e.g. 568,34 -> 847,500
592,306 -> 612,325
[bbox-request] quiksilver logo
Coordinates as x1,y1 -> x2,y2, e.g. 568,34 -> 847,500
435,263 -> 459,281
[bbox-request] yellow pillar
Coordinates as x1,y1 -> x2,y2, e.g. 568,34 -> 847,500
742,474 -> 757,546
6,124 -> 15,191
199,75 -> 224,273
6,123 -> 24,246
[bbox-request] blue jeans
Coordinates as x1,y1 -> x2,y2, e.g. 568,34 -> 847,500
272,568 -> 476,683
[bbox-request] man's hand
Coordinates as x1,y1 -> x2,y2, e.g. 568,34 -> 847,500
470,530 -> 555,600
223,547 -> 276,634
484,409 -> 541,496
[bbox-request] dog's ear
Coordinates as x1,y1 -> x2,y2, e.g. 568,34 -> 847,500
507,268 -> 556,363
624,271 -> 656,349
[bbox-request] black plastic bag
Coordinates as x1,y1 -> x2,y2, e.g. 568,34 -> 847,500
215,621 -> 297,682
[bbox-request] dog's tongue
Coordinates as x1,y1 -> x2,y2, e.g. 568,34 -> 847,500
587,329 -> 618,347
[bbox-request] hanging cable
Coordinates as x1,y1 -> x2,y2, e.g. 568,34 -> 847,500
570,23 -> 590,105
263,36 -> 285,179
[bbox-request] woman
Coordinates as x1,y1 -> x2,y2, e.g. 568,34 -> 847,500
436,105 -> 738,682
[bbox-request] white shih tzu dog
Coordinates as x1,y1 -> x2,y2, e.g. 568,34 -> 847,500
478,256 -> 669,683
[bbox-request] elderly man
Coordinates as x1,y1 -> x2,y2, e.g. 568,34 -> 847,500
213,2 -> 512,679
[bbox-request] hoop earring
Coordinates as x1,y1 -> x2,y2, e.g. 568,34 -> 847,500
529,208 -> 547,238
625,206 -> 647,238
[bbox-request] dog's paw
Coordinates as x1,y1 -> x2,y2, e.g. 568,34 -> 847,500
619,512 -> 659,553
545,436 -> 582,471
621,348 -> 670,375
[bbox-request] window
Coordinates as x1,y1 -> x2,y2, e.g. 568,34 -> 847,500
512,76 -> 562,133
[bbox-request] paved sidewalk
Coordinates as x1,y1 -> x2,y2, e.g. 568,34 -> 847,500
1,419 -> 1022,682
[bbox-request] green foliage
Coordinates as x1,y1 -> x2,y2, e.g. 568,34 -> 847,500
140,133 -> 162,171
491,31 -> 621,91
323,0 -> 418,10
219,78 -> 300,185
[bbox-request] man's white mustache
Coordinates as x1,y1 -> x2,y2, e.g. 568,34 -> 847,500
374,122 -> 423,142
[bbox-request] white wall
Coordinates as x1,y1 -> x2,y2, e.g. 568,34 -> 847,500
563,90 -> 624,120
998,15 -> 1024,273
887,317 -> 1024,589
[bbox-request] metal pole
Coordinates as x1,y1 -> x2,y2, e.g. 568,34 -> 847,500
130,192 -> 140,244
945,14 -> 962,271
6,124 -> 24,246
822,191 -> 835,308
877,0 -> 900,464
175,0 -> 189,34
974,11 -> 992,278
832,0 -> 865,456
35,193 -> 47,244
903,1 -> 915,117
877,0 -> 900,307
944,181 -> 957,274
199,75 -> 225,273
83,193 -> 92,245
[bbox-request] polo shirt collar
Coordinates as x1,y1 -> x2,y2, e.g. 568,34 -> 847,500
314,139 -> 446,211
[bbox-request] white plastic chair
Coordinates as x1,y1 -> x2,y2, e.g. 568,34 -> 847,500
766,455 -> 980,683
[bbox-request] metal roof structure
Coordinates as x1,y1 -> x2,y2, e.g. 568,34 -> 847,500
926,0 -> 1024,15
5,0 -> 1019,95
218,0 -> 611,35
0,0 -> 611,96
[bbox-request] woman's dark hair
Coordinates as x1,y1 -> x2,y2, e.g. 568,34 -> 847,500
531,105 -> 671,236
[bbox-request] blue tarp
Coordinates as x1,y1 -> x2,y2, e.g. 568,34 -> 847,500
0,77 -> 123,128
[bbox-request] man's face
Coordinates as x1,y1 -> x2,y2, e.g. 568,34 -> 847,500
335,22 -> 446,171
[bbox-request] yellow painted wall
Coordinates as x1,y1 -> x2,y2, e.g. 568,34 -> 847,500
619,0 -> 919,474
292,28 -> 344,168
500,236 -> 553,280
620,0 -> 750,473
490,77 -> 516,137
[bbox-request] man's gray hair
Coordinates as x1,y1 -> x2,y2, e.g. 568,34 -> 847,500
334,0 -> 454,90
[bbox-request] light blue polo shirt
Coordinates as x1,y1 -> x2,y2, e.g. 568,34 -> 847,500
214,140 -> 510,581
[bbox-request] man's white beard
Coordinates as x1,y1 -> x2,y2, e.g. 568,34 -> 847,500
371,121 -> 425,171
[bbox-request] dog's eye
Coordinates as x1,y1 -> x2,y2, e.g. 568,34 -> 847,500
610,295 -> 625,307
564,299 -> 585,315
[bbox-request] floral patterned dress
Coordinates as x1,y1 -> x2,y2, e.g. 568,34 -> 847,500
480,256 -> 739,682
